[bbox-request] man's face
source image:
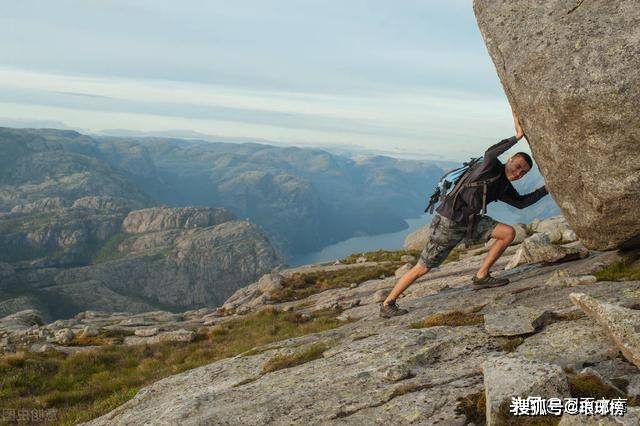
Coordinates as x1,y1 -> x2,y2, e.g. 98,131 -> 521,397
506,156 -> 531,181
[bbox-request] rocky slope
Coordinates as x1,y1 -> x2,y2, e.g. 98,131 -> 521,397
0,128 -> 285,320
1,206 -> 282,321
0,128 -> 152,211
473,0 -> 640,250
92,135 -> 452,258
4,215 -> 640,424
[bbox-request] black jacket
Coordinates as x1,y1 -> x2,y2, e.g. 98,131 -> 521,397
435,136 -> 548,225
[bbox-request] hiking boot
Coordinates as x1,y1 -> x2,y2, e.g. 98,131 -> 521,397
472,272 -> 510,289
379,300 -> 409,318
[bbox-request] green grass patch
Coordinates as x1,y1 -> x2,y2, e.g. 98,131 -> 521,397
595,252 -> 640,281
496,336 -> 525,353
91,233 -> 129,264
271,263 -> 402,302
567,370 -> 625,400
261,342 -> 330,373
341,249 -> 420,264
410,305 -> 484,329
66,329 -> 135,347
0,307 -> 344,425
455,391 -> 486,425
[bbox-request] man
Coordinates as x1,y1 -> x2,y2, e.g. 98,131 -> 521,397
380,113 -> 549,318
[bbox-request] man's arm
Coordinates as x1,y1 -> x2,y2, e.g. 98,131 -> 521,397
499,182 -> 549,209
483,112 -> 526,162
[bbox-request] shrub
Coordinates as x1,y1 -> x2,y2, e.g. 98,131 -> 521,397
262,342 -> 330,373
271,264 -> 401,302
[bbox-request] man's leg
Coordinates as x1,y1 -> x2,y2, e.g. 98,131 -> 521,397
475,223 -> 515,279
383,263 -> 430,306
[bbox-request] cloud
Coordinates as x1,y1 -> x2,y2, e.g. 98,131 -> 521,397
0,1 -> 521,160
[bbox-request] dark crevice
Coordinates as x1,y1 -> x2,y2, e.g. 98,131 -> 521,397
567,0 -> 587,14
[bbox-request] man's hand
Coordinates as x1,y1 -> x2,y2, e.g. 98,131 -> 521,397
513,112 -> 525,140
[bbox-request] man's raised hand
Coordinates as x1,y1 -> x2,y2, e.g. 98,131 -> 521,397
512,112 -> 525,140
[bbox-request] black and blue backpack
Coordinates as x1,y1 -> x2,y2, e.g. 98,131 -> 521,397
424,156 -> 501,215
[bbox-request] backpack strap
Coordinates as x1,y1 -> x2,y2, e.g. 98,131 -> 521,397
465,173 -> 502,214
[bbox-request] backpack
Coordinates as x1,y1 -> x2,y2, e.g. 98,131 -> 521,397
424,156 -> 501,215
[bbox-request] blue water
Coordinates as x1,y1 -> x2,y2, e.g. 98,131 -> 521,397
289,214 -> 432,266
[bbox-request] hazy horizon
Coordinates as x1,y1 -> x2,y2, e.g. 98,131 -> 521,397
0,1 -> 530,162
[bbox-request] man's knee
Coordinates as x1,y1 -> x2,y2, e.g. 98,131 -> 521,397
493,223 -> 515,243
413,263 -> 430,276
504,225 -> 516,242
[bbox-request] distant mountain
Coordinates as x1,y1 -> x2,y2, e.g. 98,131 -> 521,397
90,135 -> 450,258
0,128 -> 281,320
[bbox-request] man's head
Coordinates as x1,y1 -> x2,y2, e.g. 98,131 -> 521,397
505,152 -> 532,181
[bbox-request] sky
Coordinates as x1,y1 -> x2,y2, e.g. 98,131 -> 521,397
0,0 -> 525,161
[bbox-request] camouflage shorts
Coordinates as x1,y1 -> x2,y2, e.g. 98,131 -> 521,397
417,213 -> 499,269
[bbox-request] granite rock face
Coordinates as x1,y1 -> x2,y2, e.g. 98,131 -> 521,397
570,293 -> 640,368
122,207 -> 235,234
483,354 -> 570,425
2,230 -> 639,424
474,0 -> 640,250
0,203 -> 283,319
484,306 -> 551,337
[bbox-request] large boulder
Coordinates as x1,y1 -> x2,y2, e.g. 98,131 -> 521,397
403,222 -> 431,250
474,0 -> 640,250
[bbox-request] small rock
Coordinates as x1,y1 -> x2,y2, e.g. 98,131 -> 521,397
29,342 -> 56,353
373,289 -> 388,303
134,327 -> 159,337
80,325 -> 98,337
561,229 -> 578,243
394,263 -> 412,278
349,283 -> 358,289
483,353 -> 570,426
546,271 -> 597,288
257,272 -> 284,294
548,229 -> 564,244
53,328 -> 75,345
355,256 -> 367,264
0,337 -> 15,353
336,312 -> 353,322
533,215 -> 570,235
247,294 -> 269,308
124,329 -> 196,346
505,233 -> 588,270
236,306 -> 251,315
375,363 -> 412,382
529,218 -> 541,233
400,254 -> 416,263
484,306 -> 552,337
